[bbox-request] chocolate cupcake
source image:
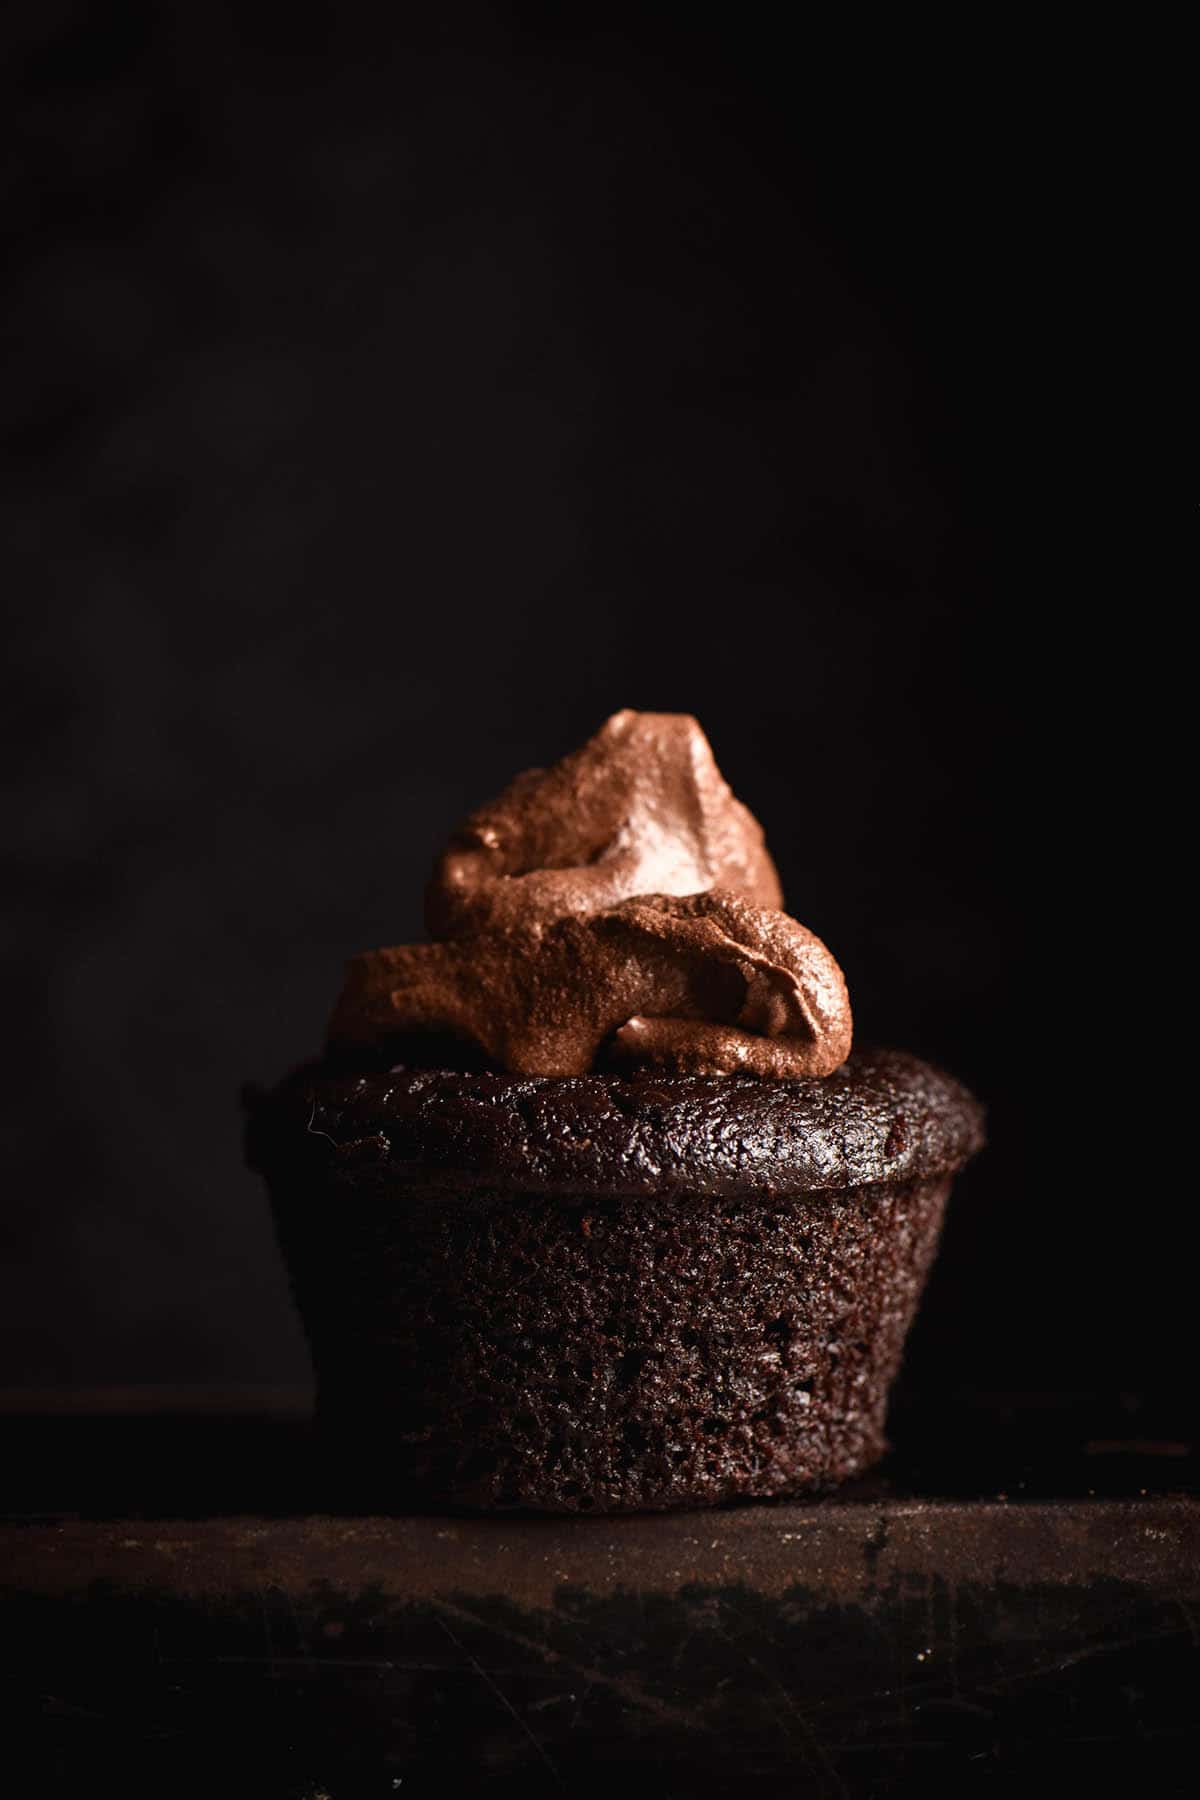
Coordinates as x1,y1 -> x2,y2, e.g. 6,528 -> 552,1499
247,711 -> 983,1512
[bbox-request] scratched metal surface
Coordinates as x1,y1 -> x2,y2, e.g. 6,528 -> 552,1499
1,1396 -> 1197,1796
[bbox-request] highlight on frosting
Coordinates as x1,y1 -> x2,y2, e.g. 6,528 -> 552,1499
328,711 -> 853,1079
425,709 -> 782,935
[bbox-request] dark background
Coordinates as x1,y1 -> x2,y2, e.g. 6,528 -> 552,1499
1,6 -> 1147,1405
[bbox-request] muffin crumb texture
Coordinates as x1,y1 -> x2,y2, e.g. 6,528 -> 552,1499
250,1050 -> 982,1512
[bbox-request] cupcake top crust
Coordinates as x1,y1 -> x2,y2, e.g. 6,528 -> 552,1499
328,710 -> 854,1079
252,1049 -> 984,1202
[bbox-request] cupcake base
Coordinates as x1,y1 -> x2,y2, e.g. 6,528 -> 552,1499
288,1174 -> 950,1513
249,1051 -> 982,1514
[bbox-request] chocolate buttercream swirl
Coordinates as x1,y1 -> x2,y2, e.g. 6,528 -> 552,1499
329,711 -> 852,1079
426,709 -> 782,935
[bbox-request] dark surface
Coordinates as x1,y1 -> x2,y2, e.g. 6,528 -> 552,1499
2,1398 -> 1196,1797
250,1049 -> 985,1199
2,1388 -> 1195,1516
0,5 -> 1127,1408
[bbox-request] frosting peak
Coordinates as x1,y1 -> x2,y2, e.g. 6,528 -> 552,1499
426,709 -> 782,936
329,711 -> 852,1079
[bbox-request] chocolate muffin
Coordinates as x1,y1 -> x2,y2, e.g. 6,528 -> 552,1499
247,710 -> 983,1513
